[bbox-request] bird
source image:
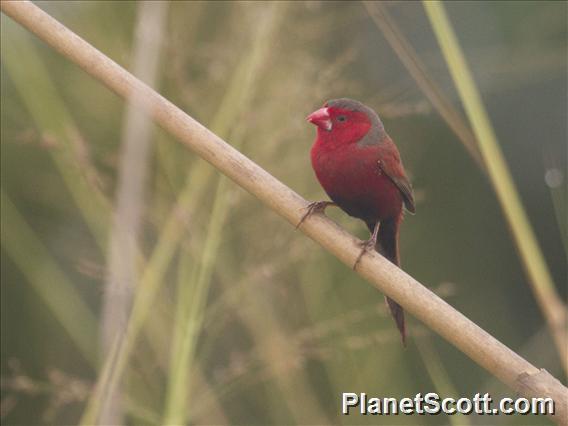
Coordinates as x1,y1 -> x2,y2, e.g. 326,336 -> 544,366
300,98 -> 415,345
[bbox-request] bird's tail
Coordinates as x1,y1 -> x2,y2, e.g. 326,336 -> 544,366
368,216 -> 406,346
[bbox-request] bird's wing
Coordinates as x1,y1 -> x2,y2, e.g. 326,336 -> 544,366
378,151 -> 416,214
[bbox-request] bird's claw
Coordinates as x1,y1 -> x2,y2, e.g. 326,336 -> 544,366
296,201 -> 335,229
352,238 -> 377,270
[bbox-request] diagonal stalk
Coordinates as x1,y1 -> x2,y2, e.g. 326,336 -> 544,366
363,1 -> 484,169
423,0 -> 567,375
1,189 -> 98,366
1,18 -> 110,249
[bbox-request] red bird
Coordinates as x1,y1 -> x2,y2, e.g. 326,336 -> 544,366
302,98 -> 415,345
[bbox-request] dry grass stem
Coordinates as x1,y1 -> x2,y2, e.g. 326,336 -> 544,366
363,1 -> 484,168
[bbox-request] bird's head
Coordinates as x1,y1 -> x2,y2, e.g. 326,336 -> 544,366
307,98 -> 385,146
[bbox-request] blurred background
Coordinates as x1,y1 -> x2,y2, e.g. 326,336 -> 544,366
1,1 -> 566,425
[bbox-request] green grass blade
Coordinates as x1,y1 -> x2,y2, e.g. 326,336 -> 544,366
416,337 -> 471,426
1,20 -> 110,249
423,0 -> 567,372
162,5 -> 287,423
1,188 -> 97,366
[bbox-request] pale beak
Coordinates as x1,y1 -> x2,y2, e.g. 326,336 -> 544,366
306,107 -> 332,131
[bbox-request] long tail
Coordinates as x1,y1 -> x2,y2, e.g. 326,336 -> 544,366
368,216 -> 406,346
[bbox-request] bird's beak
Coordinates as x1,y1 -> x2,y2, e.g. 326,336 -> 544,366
306,107 -> 332,131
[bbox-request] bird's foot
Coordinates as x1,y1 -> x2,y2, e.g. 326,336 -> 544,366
353,237 -> 378,270
296,201 -> 336,229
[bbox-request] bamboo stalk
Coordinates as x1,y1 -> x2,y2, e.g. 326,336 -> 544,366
2,1 -> 566,423
422,0 -> 568,375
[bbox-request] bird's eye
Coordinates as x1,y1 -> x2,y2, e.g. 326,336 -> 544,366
337,115 -> 347,122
